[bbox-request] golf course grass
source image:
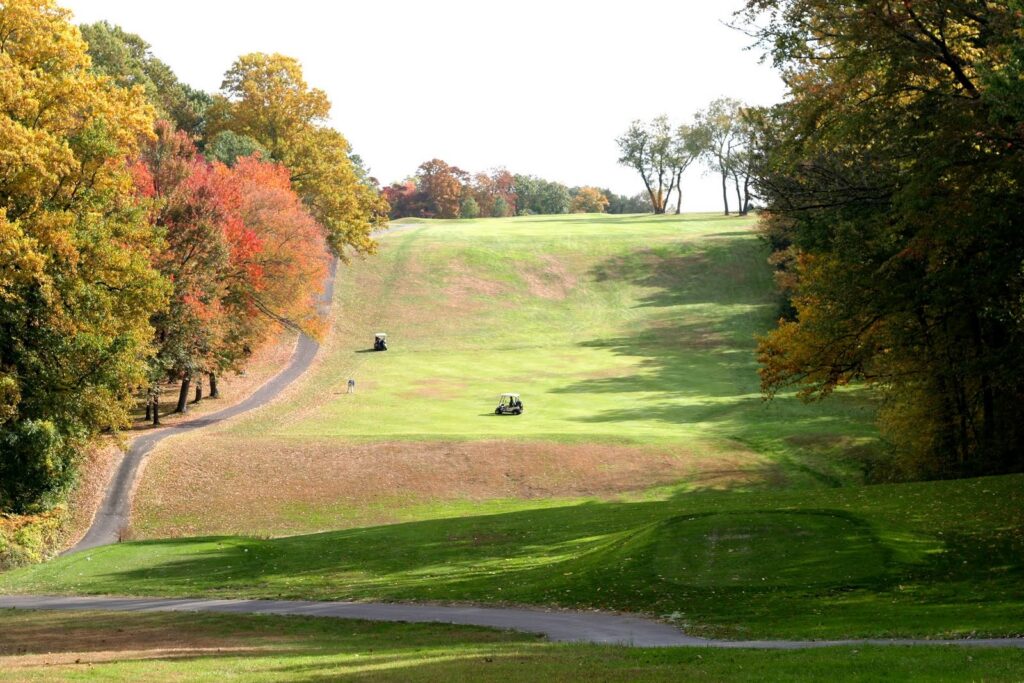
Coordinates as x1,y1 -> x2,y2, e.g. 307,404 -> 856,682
3,214 -> 1021,666
128,213 -> 881,539
4,611 -> 1021,682
4,473 -> 1021,639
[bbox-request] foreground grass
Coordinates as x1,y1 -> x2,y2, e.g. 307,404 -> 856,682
2,610 -> 1021,682
5,474 -> 1021,640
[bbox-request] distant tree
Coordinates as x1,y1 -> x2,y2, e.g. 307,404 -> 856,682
616,116 -> 683,214
570,187 -> 610,213
205,130 -> 268,166
492,196 -> 510,217
382,180 -> 428,219
460,195 -> 481,219
692,98 -> 749,216
513,174 -> 571,215
416,159 -> 464,218
668,124 -> 703,214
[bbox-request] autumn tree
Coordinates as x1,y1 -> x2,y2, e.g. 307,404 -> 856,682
416,159 -> 464,218
0,0 -> 166,511
209,53 -> 388,257
135,122 -> 231,415
746,0 -> 1024,477
570,187 -> 610,213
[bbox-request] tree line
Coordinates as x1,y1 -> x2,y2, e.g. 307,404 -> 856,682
0,1 -> 387,513
383,160 -> 652,219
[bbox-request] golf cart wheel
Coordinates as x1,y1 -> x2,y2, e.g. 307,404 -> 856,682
513,409 -> 522,415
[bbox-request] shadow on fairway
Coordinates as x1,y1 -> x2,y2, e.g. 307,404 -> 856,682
59,487 -> 1024,639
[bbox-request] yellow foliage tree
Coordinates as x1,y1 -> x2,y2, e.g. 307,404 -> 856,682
209,53 -> 388,257
570,187 -> 610,214
0,0 -> 166,510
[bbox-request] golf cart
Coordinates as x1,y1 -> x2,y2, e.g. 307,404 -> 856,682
495,393 -> 524,415
373,333 -> 388,351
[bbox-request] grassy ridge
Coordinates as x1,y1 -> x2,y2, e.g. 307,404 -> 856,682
5,473 -> 1021,639
4,610 -> 1021,682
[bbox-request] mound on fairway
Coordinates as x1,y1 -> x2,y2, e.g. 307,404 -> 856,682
130,213 -> 878,539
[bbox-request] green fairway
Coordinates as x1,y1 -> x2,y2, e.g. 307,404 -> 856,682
6,474 -> 1021,640
4,611 -> 1021,682
241,213 -> 875,452
127,213 -> 883,541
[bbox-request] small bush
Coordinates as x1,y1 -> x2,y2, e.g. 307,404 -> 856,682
0,506 -> 66,570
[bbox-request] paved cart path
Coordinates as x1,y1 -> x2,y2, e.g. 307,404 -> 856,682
2,596 -> 1023,649
66,261 -> 338,555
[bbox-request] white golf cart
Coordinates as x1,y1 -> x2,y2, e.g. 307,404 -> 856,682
373,332 -> 388,351
495,393 -> 524,415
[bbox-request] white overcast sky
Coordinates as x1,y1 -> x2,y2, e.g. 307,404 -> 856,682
62,0 -> 785,211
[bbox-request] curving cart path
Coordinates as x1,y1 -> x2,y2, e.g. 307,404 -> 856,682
2,596 -> 1023,649
66,261 -> 337,554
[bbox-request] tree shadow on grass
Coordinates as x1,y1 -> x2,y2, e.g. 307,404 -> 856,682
72,493 -> 1024,638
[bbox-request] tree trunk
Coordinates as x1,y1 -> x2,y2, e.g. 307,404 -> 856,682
145,398 -> 151,422
734,175 -> 746,216
675,184 -> 683,214
175,374 -> 190,414
721,172 -> 730,216
743,174 -> 753,214
209,372 -> 219,399
193,376 -> 203,403
152,390 -> 160,426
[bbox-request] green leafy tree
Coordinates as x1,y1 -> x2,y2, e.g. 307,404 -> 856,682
747,0 -> 1024,477
460,195 -> 480,219
205,130 -> 268,166
79,21 -> 212,139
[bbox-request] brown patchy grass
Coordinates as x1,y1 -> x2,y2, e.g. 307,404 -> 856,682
132,437 -> 769,538
521,254 -> 578,300
0,610 -> 282,671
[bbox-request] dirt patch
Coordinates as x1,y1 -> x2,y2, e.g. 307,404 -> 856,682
520,254 -> 578,300
398,378 -> 469,400
0,611 -> 276,669
133,438 -> 770,538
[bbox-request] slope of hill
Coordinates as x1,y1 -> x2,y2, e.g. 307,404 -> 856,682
130,213 -> 878,539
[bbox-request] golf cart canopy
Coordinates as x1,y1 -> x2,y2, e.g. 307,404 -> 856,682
375,333 -> 387,339
500,393 -> 519,399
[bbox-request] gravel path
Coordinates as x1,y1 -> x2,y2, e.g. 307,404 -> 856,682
2,596 -> 1022,649
65,261 -> 338,554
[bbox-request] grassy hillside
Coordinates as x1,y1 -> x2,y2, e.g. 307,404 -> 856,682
129,213 -> 879,539
3,610 -> 1022,681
